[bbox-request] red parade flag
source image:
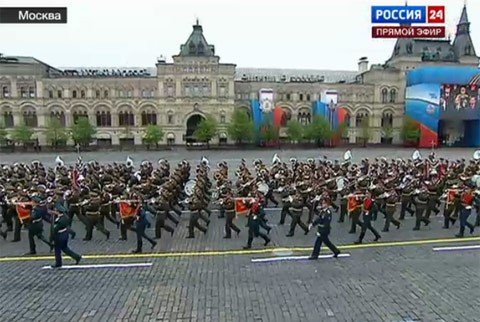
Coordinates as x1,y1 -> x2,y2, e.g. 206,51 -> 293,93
234,198 -> 251,216
16,204 -> 31,223
119,202 -> 139,219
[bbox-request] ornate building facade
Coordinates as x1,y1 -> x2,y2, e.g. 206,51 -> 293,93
0,6 -> 478,146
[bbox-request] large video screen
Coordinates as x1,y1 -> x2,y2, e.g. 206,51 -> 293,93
440,84 -> 480,120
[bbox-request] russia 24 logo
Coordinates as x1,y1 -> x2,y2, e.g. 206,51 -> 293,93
426,104 -> 436,114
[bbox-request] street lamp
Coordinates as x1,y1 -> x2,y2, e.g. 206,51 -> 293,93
328,99 -> 337,147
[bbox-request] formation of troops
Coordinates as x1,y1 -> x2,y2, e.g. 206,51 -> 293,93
1,149 -> 480,264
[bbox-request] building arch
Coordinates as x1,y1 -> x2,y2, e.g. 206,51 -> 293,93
71,104 -> 89,123
1,106 -> 14,128
185,113 -> 206,142
21,105 -> 38,127
138,102 -> 158,113
166,132 -> 175,145
235,105 -> 251,120
354,108 -> 370,127
277,105 -> 293,127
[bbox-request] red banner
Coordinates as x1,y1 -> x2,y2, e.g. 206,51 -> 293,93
235,198 -> 251,215
119,202 -> 139,219
16,204 -> 31,222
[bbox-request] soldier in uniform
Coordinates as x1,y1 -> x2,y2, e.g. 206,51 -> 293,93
399,179 -> 415,220
222,190 -> 241,239
443,185 -> 460,229
286,190 -> 309,237
412,187 -> 431,230
337,185 -> 349,223
348,190 -> 363,234
50,208 -> 82,268
308,198 -> 341,260
83,191 -> 110,241
382,189 -> 401,232
131,195 -> 157,253
243,198 -> 271,249
27,196 -> 53,255
153,195 -> 175,239
455,185 -> 476,238
186,194 -> 208,239
354,191 -> 381,244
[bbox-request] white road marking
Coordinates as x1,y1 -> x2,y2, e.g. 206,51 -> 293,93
41,262 -> 153,270
251,253 -> 350,263
432,244 -> 480,252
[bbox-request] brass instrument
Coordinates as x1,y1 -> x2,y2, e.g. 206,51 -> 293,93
126,156 -> 134,168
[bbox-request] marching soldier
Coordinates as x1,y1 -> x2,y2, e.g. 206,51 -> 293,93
222,191 -> 241,239
286,190 -> 309,237
131,195 -> 157,253
455,185 -> 476,238
50,208 -> 82,268
443,185 -> 460,229
308,198 -> 341,260
186,194 -> 208,239
243,199 -> 271,249
412,187 -> 431,231
399,179 -> 415,220
382,189 -> 401,232
26,196 -> 53,255
153,196 -> 175,239
83,191 -> 110,241
354,191 -> 381,244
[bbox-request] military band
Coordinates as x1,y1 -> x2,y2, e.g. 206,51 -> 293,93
1,149 -> 480,267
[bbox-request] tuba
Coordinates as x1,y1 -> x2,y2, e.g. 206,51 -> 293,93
344,150 -> 352,162
126,156 -> 134,168
473,150 -> 480,160
272,153 -> 281,164
201,156 -> 210,168
55,155 -> 64,168
412,150 -> 422,161
184,179 -> 197,196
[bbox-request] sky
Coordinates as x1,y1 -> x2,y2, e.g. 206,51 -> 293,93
0,0 -> 478,71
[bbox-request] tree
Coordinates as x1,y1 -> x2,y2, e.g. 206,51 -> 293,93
193,115 -> 218,147
71,118 -> 96,147
286,120 -> 304,143
401,116 -> 421,145
143,124 -> 164,149
0,122 -> 7,145
12,123 -> 33,147
304,115 -> 332,146
46,118 -> 68,148
227,109 -> 255,144
383,126 -> 393,144
358,117 -> 372,147
259,120 -> 279,143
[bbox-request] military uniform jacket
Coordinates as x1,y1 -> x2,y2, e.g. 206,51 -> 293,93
312,208 -> 332,235
53,215 -> 70,234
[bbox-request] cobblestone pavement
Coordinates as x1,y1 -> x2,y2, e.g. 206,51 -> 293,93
1,209 -> 480,322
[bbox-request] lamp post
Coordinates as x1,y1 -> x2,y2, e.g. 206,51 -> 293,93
329,99 -> 337,147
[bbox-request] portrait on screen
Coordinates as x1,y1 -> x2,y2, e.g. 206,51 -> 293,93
440,84 -> 479,111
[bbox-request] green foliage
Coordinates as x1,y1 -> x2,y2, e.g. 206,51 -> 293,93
227,109 -> 255,143
259,120 -> 279,142
305,115 -> 332,144
336,122 -> 349,138
46,118 -> 68,146
0,122 -> 7,144
12,124 -> 33,145
401,116 -> 421,143
71,117 -> 96,147
193,115 -> 218,143
286,120 -> 304,142
143,124 -> 164,145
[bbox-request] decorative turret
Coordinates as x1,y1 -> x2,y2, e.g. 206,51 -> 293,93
452,5 -> 477,59
178,19 -> 215,57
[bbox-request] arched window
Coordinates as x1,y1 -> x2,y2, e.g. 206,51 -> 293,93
96,111 -> 112,127
3,111 -> 14,128
389,89 -> 397,103
141,111 -> 157,126
119,110 -> 135,126
381,88 -> 388,103
280,108 -> 292,127
344,112 -> 351,127
73,110 -> 88,123
381,112 -> 393,128
50,111 -> 66,127
23,109 -> 37,127
355,112 -> 369,127
297,109 -> 311,125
